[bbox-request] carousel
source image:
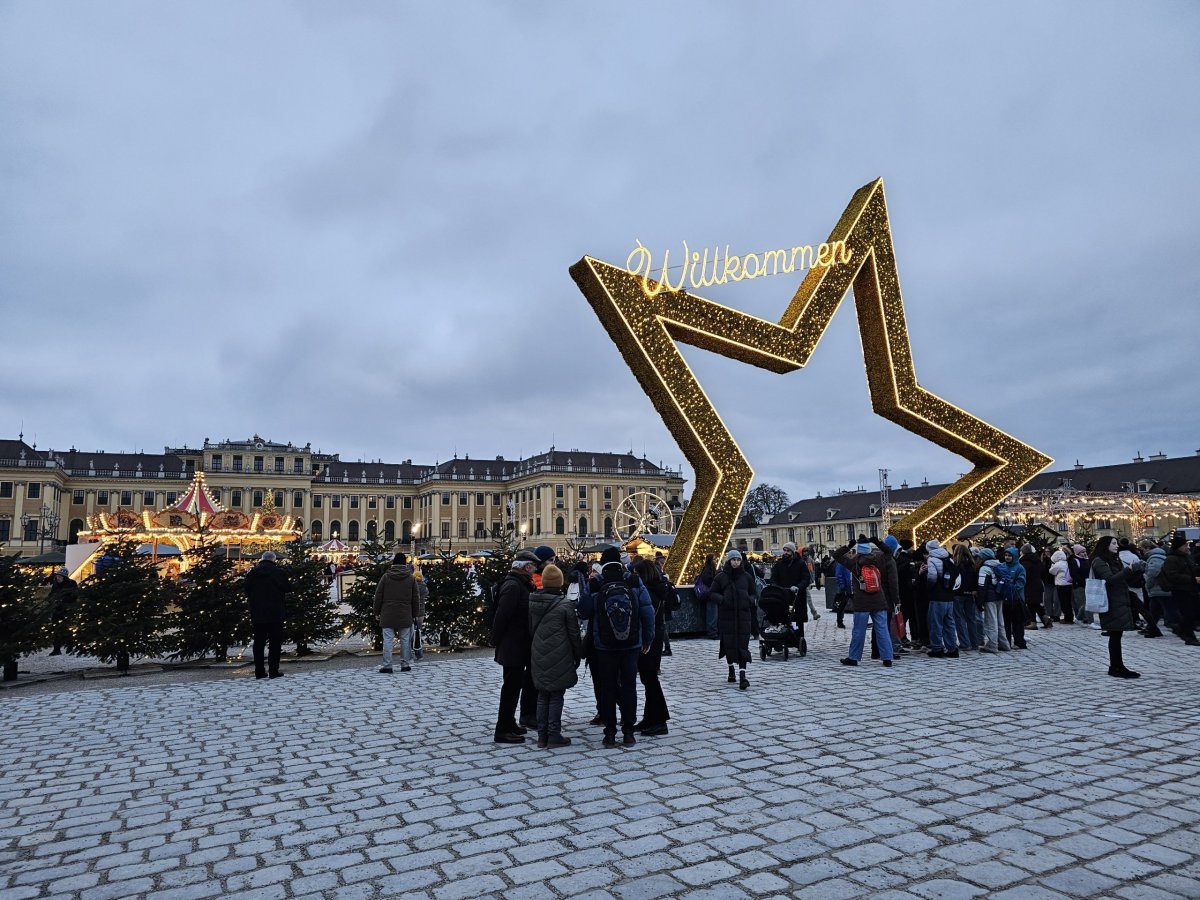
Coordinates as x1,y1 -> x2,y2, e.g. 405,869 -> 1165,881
73,471 -> 301,578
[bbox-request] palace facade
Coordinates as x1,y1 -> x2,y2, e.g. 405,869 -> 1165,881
0,435 -> 687,555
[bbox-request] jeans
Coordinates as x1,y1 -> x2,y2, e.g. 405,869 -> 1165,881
982,601 -> 1009,651
927,600 -> 958,652
705,598 -> 719,638
252,621 -> 283,676
536,689 -> 565,737
592,649 -> 640,735
381,625 -> 412,668
953,596 -> 976,648
638,638 -> 669,726
848,611 -> 892,661
1072,585 -> 1093,624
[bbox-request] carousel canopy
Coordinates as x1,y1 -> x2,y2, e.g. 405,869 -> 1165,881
173,471 -> 223,517
318,538 -> 348,551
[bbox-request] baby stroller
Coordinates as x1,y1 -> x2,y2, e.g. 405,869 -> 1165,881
758,584 -> 807,660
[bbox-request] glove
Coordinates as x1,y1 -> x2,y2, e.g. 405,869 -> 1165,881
790,586 -> 799,593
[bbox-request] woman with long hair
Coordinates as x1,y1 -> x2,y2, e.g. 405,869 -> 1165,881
709,550 -> 758,689
1091,536 -> 1145,678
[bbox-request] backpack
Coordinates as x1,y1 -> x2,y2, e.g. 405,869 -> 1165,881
597,579 -> 640,649
977,569 -> 999,604
858,561 -> 882,594
937,559 -> 958,599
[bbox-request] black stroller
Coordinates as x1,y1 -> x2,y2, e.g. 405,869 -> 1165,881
758,584 -> 807,660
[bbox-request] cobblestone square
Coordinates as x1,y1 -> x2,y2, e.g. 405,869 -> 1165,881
3,617 -> 1200,899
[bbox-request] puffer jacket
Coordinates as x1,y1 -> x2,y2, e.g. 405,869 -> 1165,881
1162,549 -> 1200,594
1092,555 -> 1137,632
528,587 -> 582,692
373,565 -> 423,629
1049,550 -> 1072,587
710,561 -> 758,664
1143,547 -> 1170,598
997,551 -> 1027,602
924,545 -> 954,601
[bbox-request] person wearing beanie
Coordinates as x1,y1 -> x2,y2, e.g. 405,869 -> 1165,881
770,541 -> 814,626
710,549 -> 758,688
1048,547 -> 1075,626
833,537 -> 896,667
244,550 -> 292,680
920,539 -> 959,658
975,548 -> 1009,652
528,564 -> 582,748
530,545 -> 556,590
491,551 -> 541,743
373,552 -> 424,674
1091,536 -> 1145,677
1067,543 -> 1097,628
1018,543 -> 1049,630
632,557 -> 676,736
46,566 -> 78,656
1161,533 -> 1200,645
1139,538 -> 1172,638
995,546 -> 1028,650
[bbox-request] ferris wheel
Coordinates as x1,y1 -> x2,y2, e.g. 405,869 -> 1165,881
613,491 -> 676,543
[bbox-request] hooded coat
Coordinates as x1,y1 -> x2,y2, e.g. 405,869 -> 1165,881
1049,550 -> 1072,587
976,551 -> 1004,600
833,546 -> 891,614
996,550 -> 1027,604
491,568 -> 535,667
528,587 -> 582,692
1019,550 -> 1044,607
373,565 -> 422,630
924,544 -> 954,601
710,559 -> 758,664
1091,554 -> 1136,632
770,553 -> 810,592
1142,547 -> 1170,598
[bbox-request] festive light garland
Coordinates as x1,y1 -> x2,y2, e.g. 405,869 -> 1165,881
571,178 -> 1052,583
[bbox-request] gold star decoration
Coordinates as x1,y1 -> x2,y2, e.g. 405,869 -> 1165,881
570,178 -> 1052,584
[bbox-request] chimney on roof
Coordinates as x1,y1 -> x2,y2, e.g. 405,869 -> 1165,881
1133,452 -> 1144,463
900,481 -> 908,489
1074,460 -> 1084,470
921,478 -> 929,487
1149,451 -> 1167,461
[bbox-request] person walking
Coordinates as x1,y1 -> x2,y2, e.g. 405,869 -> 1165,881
491,549 -> 541,744
834,537 -> 895,667
577,547 -> 654,747
770,542 -> 811,629
528,564 -> 582,748
632,558 -> 675,736
46,567 -> 77,656
1049,548 -> 1075,625
976,548 -> 1009,652
922,540 -> 959,658
372,552 -> 423,674
1068,543 -> 1097,628
243,551 -> 291,680
1161,533 -> 1200,645
710,549 -> 758,689
997,547 -> 1028,650
1091,536 -> 1145,677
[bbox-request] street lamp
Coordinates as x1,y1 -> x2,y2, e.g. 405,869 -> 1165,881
411,521 -> 420,569
20,504 -> 60,555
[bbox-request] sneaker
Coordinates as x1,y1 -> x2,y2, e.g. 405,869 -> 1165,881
1090,622 -> 1102,630
998,645 -> 1011,652
547,734 -> 572,747
378,666 -> 394,674
622,733 -> 637,747
602,734 -> 618,748
400,666 -> 412,672
840,658 -> 858,666
979,646 -> 996,653
494,731 -> 525,744
640,723 -> 669,736
883,660 -> 893,668
927,649 -> 946,658
1014,643 -> 1028,650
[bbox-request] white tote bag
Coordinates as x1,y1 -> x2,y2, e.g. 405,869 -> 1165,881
1084,576 -> 1108,614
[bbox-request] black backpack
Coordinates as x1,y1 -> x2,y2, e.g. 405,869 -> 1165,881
597,579 -> 640,649
936,559 -> 958,599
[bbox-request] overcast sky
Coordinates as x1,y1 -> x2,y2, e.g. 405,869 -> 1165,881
2,1 -> 1197,503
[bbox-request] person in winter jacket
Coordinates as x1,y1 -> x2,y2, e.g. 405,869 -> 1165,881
833,558 -> 854,628
243,551 -> 292,680
894,539 -> 917,646
1092,536 -> 1145,677
576,547 -> 655,747
1039,548 -> 1059,623
632,558 -> 675,736
1067,543 -> 1096,627
1049,549 -> 1075,625
921,540 -> 959,657
821,555 -> 839,611
976,548 -> 1009,652
1019,545 -> 1048,628
373,553 -> 424,674
709,549 -> 759,689
952,542 -> 980,651
1138,540 -> 1171,638
770,542 -> 812,626
528,564 -> 581,749
46,567 -> 77,656
869,535 -> 904,659
697,553 -> 719,639
1161,533 -> 1200,645
491,550 -> 541,744
997,547 -> 1028,649
834,537 -> 895,667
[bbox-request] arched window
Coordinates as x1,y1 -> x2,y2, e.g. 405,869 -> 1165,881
330,520 -> 341,539
555,516 -> 565,535
366,520 -> 377,540
401,520 -> 412,541
384,521 -> 395,541
578,516 -> 588,536
753,538 -> 764,552
310,521 -> 322,539
348,521 -> 360,541
604,517 -> 613,539
69,519 -> 84,544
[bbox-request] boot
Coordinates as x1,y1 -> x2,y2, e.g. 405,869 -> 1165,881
547,733 -> 572,748
1108,667 -> 1141,679
537,731 -> 549,750
602,730 -> 618,748
727,665 -> 736,683
739,670 -> 749,690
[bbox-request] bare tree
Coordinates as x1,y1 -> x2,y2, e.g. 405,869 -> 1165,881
741,483 -> 791,523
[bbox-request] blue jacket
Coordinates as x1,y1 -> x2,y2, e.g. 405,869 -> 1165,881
577,563 -> 655,651
996,551 -> 1026,602
834,562 -> 854,596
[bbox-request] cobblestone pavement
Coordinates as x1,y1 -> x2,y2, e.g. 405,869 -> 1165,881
3,615 -> 1200,900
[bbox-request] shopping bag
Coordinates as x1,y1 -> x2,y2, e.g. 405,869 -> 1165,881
1084,577 -> 1108,614
891,609 -> 906,641
411,623 -> 424,660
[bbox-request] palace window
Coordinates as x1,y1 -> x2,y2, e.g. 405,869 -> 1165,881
0,520 -> 9,543
578,517 -> 588,536
311,521 -> 322,539
556,484 -> 564,499
274,490 -> 284,507
807,528 -> 814,544
845,524 -> 855,543
476,520 -> 485,538
476,492 -> 484,505
293,458 -> 304,473
403,497 -> 412,508
24,520 -> 37,541
121,491 -> 132,506
274,457 -> 284,473
231,490 -> 241,507
459,521 -> 467,538
166,492 -> 177,505
28,483 -> 40,500
441,522 -> 450,538
0,482 -> 11,498
555,516 -> 565,535
442,492 -> 450,505
330,520 -> 341,537
826,526 -> 834,541
331,496 -> 341,508
492,493 -> 501,505
349,496 -> 359,509
211,455 -> 223,471
312,494 -> 322,508
869,522 -> 879,538
144,491 -> 155,506
98,491 -> 109,505
253,456 -> 264,473
384,521 -> 394,541
459,492 -> 467,505
72,490 -> 84,504
348,521 -> 359,541
293,491 -> 303,508
232,455 -> 243,472
253,490 -> 263,507
367,496 -> 377,509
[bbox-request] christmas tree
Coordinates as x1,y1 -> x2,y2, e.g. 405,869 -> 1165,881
423,555 -> 485,648
0,553 -> 51,681
281,541 -> 339,655
172,537 -> 248,661
339,538 -> 397,650
72,539 -> 173,672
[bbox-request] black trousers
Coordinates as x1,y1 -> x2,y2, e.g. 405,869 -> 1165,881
593,649 -> 639,736
252,621 -> 283,676
1004,602 -> 1025,647
495,664 -> 536,732
1056,585 -> 1075,624
913,594 -> 930,646
1174,590 -> 1198,638
638,638 -> 669,726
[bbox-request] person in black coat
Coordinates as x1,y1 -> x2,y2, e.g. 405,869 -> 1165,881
633,558 -> 677,736
770,542 -> 811,626
710,550 -> 758,690
46,567 -> 77,656
243,551 -> 292,680
490,550 -> 540,743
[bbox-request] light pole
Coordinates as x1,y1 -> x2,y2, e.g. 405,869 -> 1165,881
21,504 -> 60,555
411,521 -> 420,570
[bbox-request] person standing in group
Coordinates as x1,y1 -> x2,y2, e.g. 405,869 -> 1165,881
531,545 -> 556,590
1091,536 -> 1145,677
490,549 -> 541,744
373,552 -> 423,675
632,557 -> 675,736
911,545 -> 931,649
243,550 -> 291,680
528,564 -> 581,749
709,549 -> 758,689
1039,547 -> 1059,624
1019,544 -> 1048,629
952,543 -> 979,652
834,536 -> 895,667
46,566 -> 77,656
997,547 -> 1028,650
976,548 -> 1009,652
577,547 -> 654,747
894,539 -> 917,647
833,554 -> 854,628
821,554 -> 839,611
770,542 -> 811,629
922,540 -> 959,658
1161,533 -> 1200,645
1049,548 -> 1075,625
1068,543 -> 1097,628
870,536 -> 904,660
696,553 -> 719,640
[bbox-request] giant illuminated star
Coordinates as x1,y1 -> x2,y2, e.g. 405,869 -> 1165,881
570,178 -> 1052,584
